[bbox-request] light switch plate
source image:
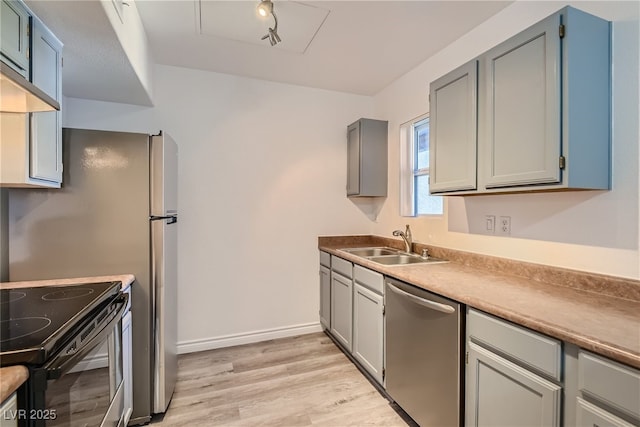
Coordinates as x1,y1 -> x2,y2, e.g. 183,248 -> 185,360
485,215 -> 495,233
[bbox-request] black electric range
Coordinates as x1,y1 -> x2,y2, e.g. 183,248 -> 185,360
0,281 -> 122,367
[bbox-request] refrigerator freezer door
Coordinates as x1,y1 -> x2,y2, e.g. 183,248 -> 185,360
150,133 -> 178,413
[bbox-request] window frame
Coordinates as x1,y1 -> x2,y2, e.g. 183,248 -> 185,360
399,114 -> 443,217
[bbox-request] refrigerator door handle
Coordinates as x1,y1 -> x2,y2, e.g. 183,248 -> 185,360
150,215 -> 177,224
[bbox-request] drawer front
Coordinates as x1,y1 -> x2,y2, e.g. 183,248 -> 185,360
468,309 -> 562,380
576,397 -> 635,427
579,351 -> 640,420
353,265 -> 383,294
331,256 -> 352,279
320,251 -> 331,268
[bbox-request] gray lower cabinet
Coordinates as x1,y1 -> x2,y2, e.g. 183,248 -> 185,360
330,269 -> 353,352
319,264 -> 331,329
122,309 -> 133,425
577,398 -> 636,427
466,342 -> 562,427
466,308 -> 562,427
324,255 -> 385,386
0,393 -> 17,427
352,265 -> 384,385
575,350 -> 640,427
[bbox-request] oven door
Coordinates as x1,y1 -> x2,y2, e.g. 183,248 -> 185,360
20,293 -> 128,427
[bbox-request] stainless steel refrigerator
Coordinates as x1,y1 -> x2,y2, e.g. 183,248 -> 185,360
7,128 -> 178,425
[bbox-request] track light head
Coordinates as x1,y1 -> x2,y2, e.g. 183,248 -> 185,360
257,0 -> 273,17
258,1 -> 282,47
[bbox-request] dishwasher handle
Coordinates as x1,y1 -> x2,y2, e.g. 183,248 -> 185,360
387,283 -> 455,314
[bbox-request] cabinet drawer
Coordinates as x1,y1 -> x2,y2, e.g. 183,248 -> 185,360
331,256 -> 352,279
320,251 -> 331,268
468,309 -> 562,380
579,351 -> 640,420
576,397 -> 635,427
353,265 -> 383,294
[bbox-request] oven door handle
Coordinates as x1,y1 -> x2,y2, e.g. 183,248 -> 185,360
44,293 -> 129,380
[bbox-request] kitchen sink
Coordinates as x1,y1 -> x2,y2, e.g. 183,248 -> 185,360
341,247 -> 400,257
368,254 -> 448,265
340,247 -> 448,266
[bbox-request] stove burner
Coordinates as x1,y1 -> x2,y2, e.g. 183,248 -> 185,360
1,291 -> 26,304
0,317 -> 52,343
42,288 -> 94,301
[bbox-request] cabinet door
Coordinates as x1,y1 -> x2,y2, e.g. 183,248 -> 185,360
352,283 -> 383,384
576,397 -> 636,427
430,60 -> 478,193
29,17 -> 62,183
0,0 -> 30,76
0,392 -> 18,427
319,265 -> 331,329
122,310 -> 133,425
346,121 -> 360,196
466,342 -> 562,427
330,271 -> 353,352
480,12 -> 561,189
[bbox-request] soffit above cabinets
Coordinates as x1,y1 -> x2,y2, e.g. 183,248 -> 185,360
197,1 -> 330,54
20,1 -> 515,102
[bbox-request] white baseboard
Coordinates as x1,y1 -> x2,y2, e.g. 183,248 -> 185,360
66,323 -> 324,370
177,322 -> 323,355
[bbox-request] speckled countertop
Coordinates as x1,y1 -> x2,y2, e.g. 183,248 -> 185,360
0,274 -> 136,403
0,366 -> 28,403
319,236 -> 640,370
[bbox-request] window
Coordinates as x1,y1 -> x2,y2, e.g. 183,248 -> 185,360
400,114 -> 443,216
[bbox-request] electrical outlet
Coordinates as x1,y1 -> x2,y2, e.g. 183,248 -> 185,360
499,216 -> 511,235
485,215 -> 495,233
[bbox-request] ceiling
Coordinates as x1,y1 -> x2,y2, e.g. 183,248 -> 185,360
26,1 -> 513,105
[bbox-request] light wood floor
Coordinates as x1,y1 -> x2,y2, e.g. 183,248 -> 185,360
151,332 -> 413,426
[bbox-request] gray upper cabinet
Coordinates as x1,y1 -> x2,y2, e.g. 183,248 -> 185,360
0,0 -> 63,188
346,118 -> 388,197
429,60 -> 478,193
481,13 -> 561,189
29,15 -> 63,184
430,6 -> 611,195
1,0 -> 30,77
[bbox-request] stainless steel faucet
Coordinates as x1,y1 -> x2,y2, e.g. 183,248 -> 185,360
393,224 -> 413,253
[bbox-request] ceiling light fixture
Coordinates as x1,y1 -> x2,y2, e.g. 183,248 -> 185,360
256,0 -> 272,17
257,0 -> 282,46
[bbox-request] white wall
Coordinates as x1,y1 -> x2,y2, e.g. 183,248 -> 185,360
64,65 -> 375,350
372,1 -> 640,280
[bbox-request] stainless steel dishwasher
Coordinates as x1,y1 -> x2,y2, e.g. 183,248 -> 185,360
385,277 -> 463,427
